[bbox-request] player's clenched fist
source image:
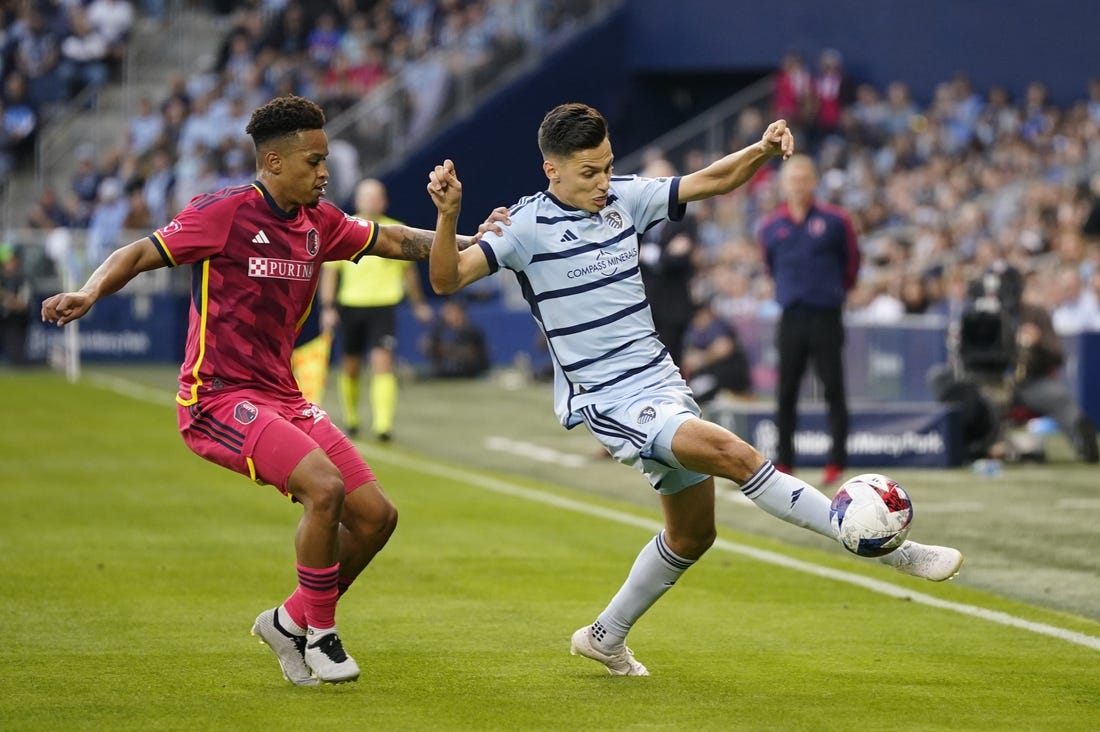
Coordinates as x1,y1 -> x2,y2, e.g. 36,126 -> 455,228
761,119 -> 795,161
428,159 -> 462,217
41,291 -> 93,326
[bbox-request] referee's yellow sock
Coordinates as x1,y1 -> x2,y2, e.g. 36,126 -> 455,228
371,372 -> 397,438
339,372 -> 360,431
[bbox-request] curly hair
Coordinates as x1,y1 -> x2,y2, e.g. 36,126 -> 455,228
245,95 -> 326,148
537,103 -> 607,159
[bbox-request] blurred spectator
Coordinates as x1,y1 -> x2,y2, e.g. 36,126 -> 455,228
58,7 -> 110,104
86,0 -> 134,70
1050,263 -> 1093,334
2,71 -> 38,164
773,49 -> 814,135
882,81 -> 919,137
141,147 -> 176,224
127,95 -> 164,155
0,244 -> 31,366
846,83 -> 889,146
421,300 -> 490,379
899,273 -> 931,315
846,273 -> 905,324
261,1 -> 310,57
12,6 -> 66,110
681,301 -> 752,405
70,145 -> 103,222
306,12 -> 342,66
975,85 -> 1020,146
85,177 -> 128,266
27,185 -> 76,229
122,179 -> 153,230
812,48 -> 852,143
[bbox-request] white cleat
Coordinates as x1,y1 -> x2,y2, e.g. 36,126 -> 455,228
251,608 -> 319,687
570,626 -> 649,676
304,628 -> 360,684
880,541 -> 964,581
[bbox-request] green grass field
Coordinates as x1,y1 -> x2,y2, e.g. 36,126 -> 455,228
3,366 -> 1100,731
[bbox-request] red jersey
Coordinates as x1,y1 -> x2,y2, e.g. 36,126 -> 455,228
150,182 -> 378,405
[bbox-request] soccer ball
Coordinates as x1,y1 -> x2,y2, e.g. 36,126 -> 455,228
829,473 -> 914,557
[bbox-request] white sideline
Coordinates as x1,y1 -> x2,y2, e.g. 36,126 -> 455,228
374,449 -> 1100,653
88,371 -> 1100,653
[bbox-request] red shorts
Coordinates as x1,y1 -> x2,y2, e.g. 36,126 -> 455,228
177,388 -> 375,496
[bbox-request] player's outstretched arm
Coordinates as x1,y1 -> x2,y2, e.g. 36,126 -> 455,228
426,159 -> 491,295
372,209 -> 510,262
41,238 -> 166,326
677,119 -> 795,203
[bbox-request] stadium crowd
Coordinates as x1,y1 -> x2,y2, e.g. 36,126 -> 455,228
0,0 -> 137,181
13,0 -> 605,244
9,6 -> 1100,342
661,55 -> 1100,338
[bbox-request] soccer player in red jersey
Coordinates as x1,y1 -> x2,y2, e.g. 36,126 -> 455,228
42,95 -> 504,686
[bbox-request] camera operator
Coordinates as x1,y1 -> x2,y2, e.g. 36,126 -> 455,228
928,265 -> 1018,462
1014,274 -> 1098,463
932,263 -> 1098,464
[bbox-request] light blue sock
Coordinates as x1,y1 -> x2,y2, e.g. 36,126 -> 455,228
740,461 -> 835,539
593,531 -> 695,648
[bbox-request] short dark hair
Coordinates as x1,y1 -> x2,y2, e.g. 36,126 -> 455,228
537,103 -> 608,158
245,95 -> 326,148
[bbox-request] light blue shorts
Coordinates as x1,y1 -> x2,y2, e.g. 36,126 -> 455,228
576,382 -> 710,495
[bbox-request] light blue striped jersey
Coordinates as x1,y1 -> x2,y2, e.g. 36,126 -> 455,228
477,175 -> 687,427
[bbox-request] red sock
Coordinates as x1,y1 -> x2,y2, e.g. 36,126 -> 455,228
289,563 -> 340,630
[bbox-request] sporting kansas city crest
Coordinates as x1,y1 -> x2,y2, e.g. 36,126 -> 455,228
637,406 -> 656,424
604,210 -> 623,229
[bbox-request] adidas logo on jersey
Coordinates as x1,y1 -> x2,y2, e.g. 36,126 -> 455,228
559,230 -> 578,243
252,230 -> 271,244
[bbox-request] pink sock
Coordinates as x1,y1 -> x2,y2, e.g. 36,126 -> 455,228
283,572 -> 354,628
289,563 -> 340,630
282,590 -> 308,630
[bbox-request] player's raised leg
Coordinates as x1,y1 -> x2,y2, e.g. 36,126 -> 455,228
673,418 -> 964,580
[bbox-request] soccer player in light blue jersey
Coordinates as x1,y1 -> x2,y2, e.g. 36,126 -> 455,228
426,103 -> 963,677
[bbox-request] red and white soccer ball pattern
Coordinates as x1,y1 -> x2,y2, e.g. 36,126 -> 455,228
829,473 -> 914,557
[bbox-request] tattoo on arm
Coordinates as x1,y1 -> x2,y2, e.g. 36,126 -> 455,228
399,229 -> 433,261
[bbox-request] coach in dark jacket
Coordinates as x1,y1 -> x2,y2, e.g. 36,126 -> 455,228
759,154 -> 860,486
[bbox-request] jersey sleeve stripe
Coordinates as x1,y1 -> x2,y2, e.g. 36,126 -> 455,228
349,220 -> 379,262
478,240 -> 500,273
150,232 -> 177,267
667,177 -> 686,222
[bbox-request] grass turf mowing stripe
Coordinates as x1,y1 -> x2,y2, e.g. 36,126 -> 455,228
86,370 -> 1100,654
